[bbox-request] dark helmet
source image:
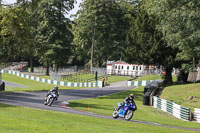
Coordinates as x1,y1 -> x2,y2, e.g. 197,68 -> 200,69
54,86 -> 59,90
129,94 -> 134,99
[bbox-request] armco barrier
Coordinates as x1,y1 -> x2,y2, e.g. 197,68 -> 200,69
153,96 -> 192,121
127,80 -> 152,86
1,70 -> 102,88
194,108 -> 200,123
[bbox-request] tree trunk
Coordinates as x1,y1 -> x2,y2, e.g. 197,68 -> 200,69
55,64 -> 58,73
163,67 -> 173,85
53,64 -> 58,73
30,55 -> 34,72
46,60 -> 49,76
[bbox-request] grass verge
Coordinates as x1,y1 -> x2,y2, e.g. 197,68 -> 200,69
160,83 -> 200,109
2,73 -> 82,91
68,86 -> 200,129
134,75 -> 177,82
0,103 -> 196,133
27,73 -> 132,84
106,76 -> 132,84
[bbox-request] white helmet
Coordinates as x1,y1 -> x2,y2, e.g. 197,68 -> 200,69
130,94 -> 134,99
54,86 -> 58,90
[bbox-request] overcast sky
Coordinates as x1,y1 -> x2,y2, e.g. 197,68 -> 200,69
4,0 -> 81,19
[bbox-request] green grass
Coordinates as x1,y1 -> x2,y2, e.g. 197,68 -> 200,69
1,73 -> 200,132
38,74 -> 95,82
2,73 -> 132,91
134,75 -> 177,82
106,76 -> 132,84
37,74 -> 132,84
2,73 -> 83,91
0,103 -> 196,133
134,75 -> 162,81
160,83 -> 200,109
68,86 -> 200,129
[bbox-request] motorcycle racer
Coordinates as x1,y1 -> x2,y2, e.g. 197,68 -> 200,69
46,86 -> 59,100
117,94 -> 136,111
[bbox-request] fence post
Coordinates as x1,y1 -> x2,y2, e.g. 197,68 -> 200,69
189,108 -> 193,121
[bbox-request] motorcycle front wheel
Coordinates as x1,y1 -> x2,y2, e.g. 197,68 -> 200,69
44,97 -> 47,105
48,98 -> 55,106
112,111 -> 119,119
125,110 -> 133,121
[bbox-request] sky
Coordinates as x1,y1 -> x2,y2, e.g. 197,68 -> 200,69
3,0 -> 82,19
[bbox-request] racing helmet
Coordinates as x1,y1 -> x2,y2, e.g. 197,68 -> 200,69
130,93 -> 134,99
54,86 -> 59,90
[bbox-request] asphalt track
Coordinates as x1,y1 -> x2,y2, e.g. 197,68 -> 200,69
0,86 -> 200,132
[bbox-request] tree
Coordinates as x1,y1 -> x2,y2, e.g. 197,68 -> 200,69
0,5 -> 30,62
16,0 -> 41,72
73,0 -> 130,69
35,0 -> 75,75
125,0 -> 181,84
150,0 -> 200,69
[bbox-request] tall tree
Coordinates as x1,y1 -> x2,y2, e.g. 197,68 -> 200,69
73,0 -> 130,69
16,0 -> 41,72
0,5 -> 30,62
148,0 -> 200,69
125,0 -> 180,84
35,0 -> 75,75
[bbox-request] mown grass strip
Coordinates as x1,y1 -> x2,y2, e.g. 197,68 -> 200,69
0,103 -> 196,133
2,73 -> 82,91
68,86 -> 200,129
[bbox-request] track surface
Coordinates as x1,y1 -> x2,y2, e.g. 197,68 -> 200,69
0,85 -> 200,132
0,86 -> 134,111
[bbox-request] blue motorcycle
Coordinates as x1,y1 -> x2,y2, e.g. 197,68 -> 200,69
113,102 -> 137,121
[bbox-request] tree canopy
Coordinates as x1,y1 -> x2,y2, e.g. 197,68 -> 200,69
1,0 -> 200,84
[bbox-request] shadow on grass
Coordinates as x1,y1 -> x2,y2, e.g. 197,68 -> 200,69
69,102 -> 110,110
0,103 -> 15,108
98,90 -> 144,102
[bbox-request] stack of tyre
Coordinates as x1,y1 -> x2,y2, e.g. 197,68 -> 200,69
0,81 -> 5,91
143,80 -> 162,105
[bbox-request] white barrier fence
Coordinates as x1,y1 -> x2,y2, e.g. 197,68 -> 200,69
194,108 -> 200,123
1,70 -> 103,88
153,96 -> 192,121
127,80 -> 153,86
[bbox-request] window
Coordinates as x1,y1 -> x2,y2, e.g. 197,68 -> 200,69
133,66 -> 135,70
139,66 -> 142,70
127,66 -> 129,70
122,66 -> 123,69
118,66 -> 120,70
115,65 -> 117,69
136,66 -> 138,70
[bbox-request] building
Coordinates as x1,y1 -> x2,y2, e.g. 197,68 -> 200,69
106,60 -> 147,76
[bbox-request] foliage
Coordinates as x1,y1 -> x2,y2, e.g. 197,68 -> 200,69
35,0 -> 75,74
0,5 -> 30,62
148,0 -> 200,69
73,0 -> 131,67
1,0 -> 200,84
124,0 -> 180,84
